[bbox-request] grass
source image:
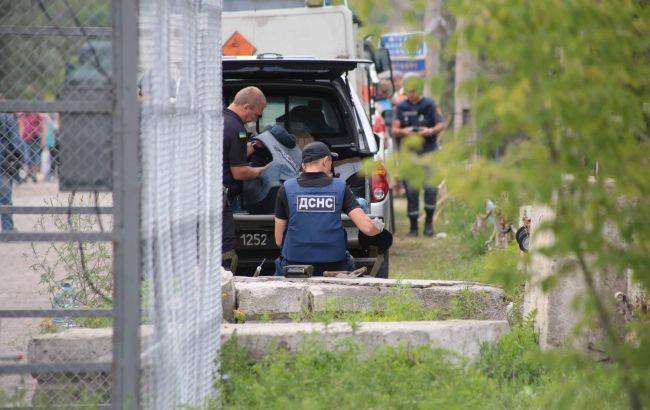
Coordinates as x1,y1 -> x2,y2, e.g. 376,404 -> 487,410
216,317 -> 634,409
214,200 -> 622,409
390,197 -> 525,306
288,284 -> 495,324
390,197 -> 491,281
289,285 -> 443,323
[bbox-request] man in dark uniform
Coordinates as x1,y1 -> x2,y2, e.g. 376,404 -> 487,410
274,141 -> 387,276
222,86 -> 268,270
391,74 -> 446,237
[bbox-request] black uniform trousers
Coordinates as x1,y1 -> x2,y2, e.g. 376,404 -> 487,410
222,197 -> 236,255
403,181 -> 437,219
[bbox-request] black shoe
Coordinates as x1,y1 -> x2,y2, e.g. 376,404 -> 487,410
423,223 -> 434,237
407,228 -> 418,237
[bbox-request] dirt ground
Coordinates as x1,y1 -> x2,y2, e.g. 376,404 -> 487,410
0,178 -> 72,400
390,196 -> 485,282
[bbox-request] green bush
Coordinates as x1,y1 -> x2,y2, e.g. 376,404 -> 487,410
442,200 -> 490,258
216,319 -> 636,409
477,311 -> 544,384
218,338 -> 515,409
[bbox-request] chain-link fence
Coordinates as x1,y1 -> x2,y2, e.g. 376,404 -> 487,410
0,0 -> 221,408
139,0 -> 222,407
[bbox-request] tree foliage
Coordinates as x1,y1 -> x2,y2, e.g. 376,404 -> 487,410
431,0 -> 648,407
356,0 -> 648,406
441,0 -> 648,284
0,0 -> 110,100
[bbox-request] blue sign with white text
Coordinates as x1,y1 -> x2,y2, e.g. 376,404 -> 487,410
391,58 -> 426,74
381,32 -> 425,58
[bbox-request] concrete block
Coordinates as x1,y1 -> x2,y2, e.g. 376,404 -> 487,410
221,268 -> 235,322
27,326 -> 153,405
521,205 -> 627,350
309,284 -> 392,312
235,281 -> 310,319
28,328 -> 113,365
233,276 -> 508,320
28,326 -> 154,364
415,284 -> 508,320
222,320 -> 510,360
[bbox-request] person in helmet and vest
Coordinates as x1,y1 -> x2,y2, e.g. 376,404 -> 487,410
274,141 -> 385,276
391,74 -> 446,237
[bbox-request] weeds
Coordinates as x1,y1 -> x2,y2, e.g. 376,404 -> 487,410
0,377 -> 29,407
217,337 -> 499,409
27,195 -> 113,310
446,288 -> 487,320
286,285 -> 499,323
295,285 -> 441,323
216,319 -> 634,409
477,310 -> 544,384
390,198 -> 518,286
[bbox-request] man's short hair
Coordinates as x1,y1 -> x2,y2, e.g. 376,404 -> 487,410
233,86 -> 266,108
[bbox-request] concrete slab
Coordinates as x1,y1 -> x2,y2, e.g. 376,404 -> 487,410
309,284 -> 392,312
231,276 -> 508,320
222,320 -> 510,360
521,205 -> 627,349
221,268 -> 235,322
28,321 -> 509,369
26,320 -> 508,405
235,281 -> 310,319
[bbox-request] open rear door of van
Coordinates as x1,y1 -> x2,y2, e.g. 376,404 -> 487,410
222,57 -> 370,80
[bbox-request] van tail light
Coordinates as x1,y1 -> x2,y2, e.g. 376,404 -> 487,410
370,164 -> 389,203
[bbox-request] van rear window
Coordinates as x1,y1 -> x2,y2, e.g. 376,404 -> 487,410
259,95 -> 342,137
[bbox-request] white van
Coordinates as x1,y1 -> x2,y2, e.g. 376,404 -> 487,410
225,56 -> 393,277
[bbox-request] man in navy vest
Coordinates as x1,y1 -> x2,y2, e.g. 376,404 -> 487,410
274,142 -> 384,276
391,74 -> 446,237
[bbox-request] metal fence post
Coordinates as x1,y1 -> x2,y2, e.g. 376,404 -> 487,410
112,0 -> 141,408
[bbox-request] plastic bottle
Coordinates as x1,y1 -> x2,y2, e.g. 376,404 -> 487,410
52,282 -> 78,330
356,197 -> 370,214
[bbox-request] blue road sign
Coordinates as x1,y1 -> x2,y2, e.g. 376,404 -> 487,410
391,58 -> 426,75
380,32 -> 425,58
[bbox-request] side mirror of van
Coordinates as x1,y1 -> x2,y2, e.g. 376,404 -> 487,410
372,48 -> 395,97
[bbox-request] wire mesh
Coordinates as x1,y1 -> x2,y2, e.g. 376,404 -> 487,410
0,1 -> 117,407
139,0 -> 222,408
1,0 -> 221,407
0,0 -> 113,192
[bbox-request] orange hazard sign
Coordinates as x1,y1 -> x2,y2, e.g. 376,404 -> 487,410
222,31 -> 256,56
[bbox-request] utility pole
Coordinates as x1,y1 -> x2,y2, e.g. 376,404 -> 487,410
423,0 -> 447,99
453,17 -> 477,143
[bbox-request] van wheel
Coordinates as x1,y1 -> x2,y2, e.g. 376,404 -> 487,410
374,252 -> 390,279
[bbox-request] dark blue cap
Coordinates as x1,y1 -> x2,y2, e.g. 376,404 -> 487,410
301,141 -> 338,164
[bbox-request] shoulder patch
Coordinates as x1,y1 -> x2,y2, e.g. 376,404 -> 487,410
238,131 -> 247,140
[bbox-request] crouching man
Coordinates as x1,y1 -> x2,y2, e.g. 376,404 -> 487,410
274,141 -> 387,276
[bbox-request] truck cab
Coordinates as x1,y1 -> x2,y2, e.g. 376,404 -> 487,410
225,56 -> 392,277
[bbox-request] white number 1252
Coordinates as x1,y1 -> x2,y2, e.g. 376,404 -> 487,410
240,233 -> 268,246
